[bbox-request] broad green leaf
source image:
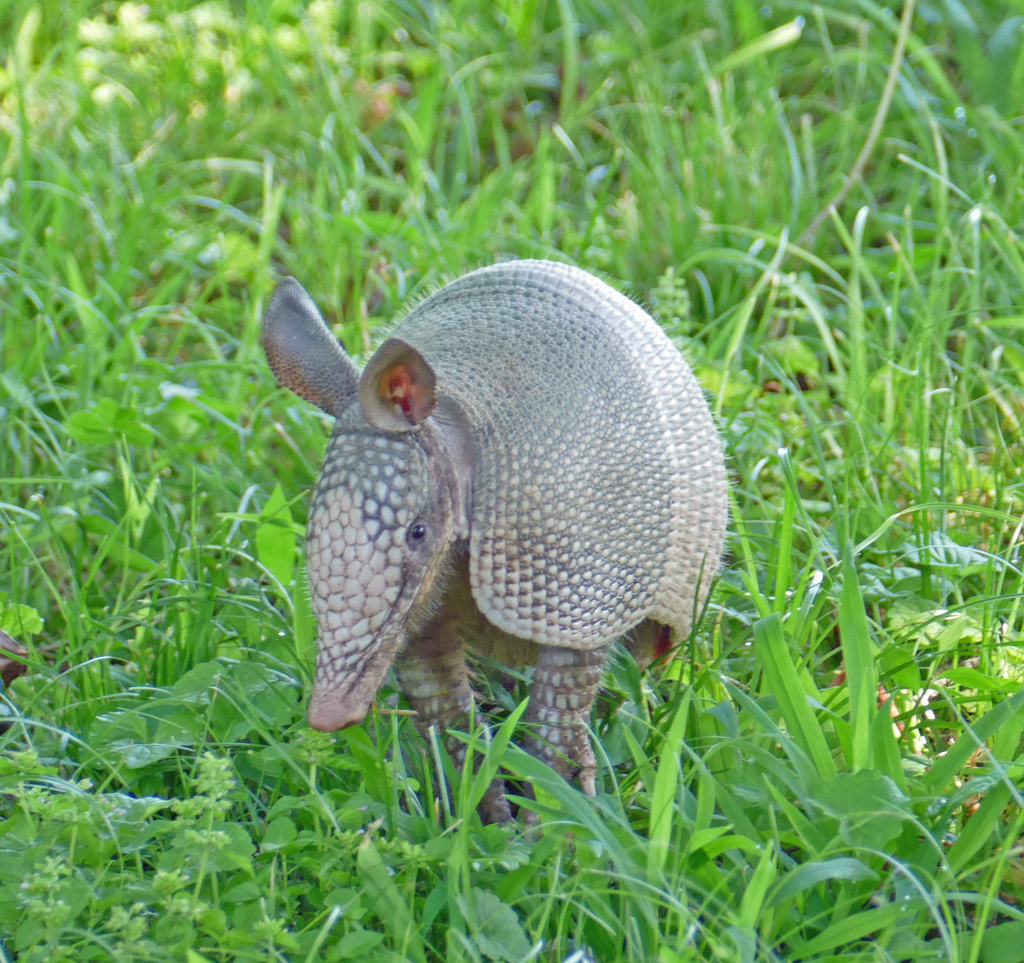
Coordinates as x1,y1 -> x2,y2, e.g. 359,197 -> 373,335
726,924 -> 756,963
810,770 -> 910,847
334,928 -> 385,959
945,667 -> 1009,692
108,739 -> 176,769
981,921 -> 1024,963
764,335 -> 823,379
66,397 -> 155,446
769,857 -> 878,907
222,880 -> 262,903
988,17 -> 1024,113
261,815 -> 297,851
0,602 -> 43,638
356,836 -> 426,963
459,889 -> 531,963
256,483 -> 296,590
203,823 -> 256,874
171,661 -> 226,703
421,882 -> 447,933
763,778 -> 830,855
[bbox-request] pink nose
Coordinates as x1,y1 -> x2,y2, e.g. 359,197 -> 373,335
306,687 -> 373,732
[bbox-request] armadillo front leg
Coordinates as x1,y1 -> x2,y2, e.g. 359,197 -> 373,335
525,644 -> 611,796
395,634 -> 512,824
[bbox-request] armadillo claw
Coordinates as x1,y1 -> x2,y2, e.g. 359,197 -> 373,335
478,778 -> 514,825
525,726 -> 599,797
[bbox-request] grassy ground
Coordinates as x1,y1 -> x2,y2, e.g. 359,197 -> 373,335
1,0 -> 1023,960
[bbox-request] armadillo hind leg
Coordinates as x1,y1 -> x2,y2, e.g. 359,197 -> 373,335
525,643 -> 612,797
395,638 -> 512,825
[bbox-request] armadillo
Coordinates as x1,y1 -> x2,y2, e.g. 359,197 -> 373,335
262,259 -> 728,816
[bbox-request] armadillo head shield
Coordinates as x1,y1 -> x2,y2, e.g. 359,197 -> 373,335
262,280 -> 455,731
308,340 -> 456,730
305,413 -> 449,730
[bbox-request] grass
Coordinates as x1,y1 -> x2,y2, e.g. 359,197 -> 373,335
1,0 -> 1023,960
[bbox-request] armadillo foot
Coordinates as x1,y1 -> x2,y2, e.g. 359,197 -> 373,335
478,776 -> 513,825
524,643 -> 610,797
396,643 -> 511,824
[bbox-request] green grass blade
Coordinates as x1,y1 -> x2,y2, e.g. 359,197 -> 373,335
946,782 -> 1012,875
753,614 -> 836,781
715,19 -> 804,74
788,903 -> 909,959
738,843 -> 776,929
838,543 -> 877,772
921,689 -> 1024,793
648,689 -> 691,876
466,696 -> 529,812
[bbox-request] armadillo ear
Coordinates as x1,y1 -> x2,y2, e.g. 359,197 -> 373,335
358,338 -> 437,433
262,278 -> 360,418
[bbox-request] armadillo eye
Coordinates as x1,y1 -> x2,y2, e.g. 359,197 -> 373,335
408,523 -> 426,542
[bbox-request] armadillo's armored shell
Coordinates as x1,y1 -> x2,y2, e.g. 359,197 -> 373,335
392,260 -> 728,650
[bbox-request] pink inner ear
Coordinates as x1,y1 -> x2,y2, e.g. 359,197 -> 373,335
380,365 -> 429,423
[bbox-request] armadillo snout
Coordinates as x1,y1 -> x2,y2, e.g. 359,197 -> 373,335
305,418 -> 430,728
307,689 -> 373,731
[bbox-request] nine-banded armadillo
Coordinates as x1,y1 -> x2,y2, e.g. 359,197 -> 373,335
262,259 -> 728,819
